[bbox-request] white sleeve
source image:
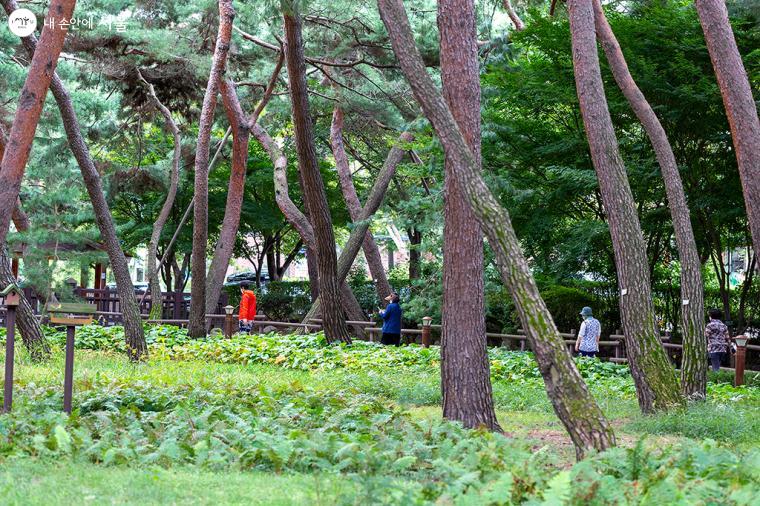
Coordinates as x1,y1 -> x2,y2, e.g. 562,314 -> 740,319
577,321 -> 586,339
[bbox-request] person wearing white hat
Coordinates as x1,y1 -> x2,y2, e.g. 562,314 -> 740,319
575,306 -> 601,358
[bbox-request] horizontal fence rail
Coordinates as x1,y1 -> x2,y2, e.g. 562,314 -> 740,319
2,295 -> 757,372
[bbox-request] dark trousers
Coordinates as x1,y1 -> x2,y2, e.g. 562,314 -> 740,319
381,332 -> 401,346
578,350 -> 597,358
709,352 -> 726,372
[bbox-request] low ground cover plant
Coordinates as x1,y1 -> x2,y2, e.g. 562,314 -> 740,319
1,325 -> 758,503
0,380 -> 757,504
5,324 -> 758,405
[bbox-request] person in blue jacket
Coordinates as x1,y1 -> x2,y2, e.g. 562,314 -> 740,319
379,292 -> 402,346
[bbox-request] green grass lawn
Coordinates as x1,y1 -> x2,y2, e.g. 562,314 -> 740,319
1,341 -> 758,504
0,460 -> 355,506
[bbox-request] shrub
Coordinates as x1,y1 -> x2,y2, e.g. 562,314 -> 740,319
256,281 -> 312,321
540,285 -> 595,334
0,382 -> 555,502
1,381 -> 757,504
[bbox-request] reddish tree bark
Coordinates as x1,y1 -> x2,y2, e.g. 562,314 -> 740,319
188,0 -> 234,338
205,79 -> 250,314
3,0 -> 146,360
283,9 -> 351,344
138,71 -> 182,321
567,0 -> 683,412
11,200 -> 30,233
694,0 -> 760,268
503,0 -> 524,31
0,0 -> 76,248
330,106 -> 393,302
377,0 -> 615,459
438,0 -> 500,431
203,43 -> 282,314
592,0 -> 706,400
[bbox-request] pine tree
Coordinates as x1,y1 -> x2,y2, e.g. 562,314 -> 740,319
377,0 -> 615,458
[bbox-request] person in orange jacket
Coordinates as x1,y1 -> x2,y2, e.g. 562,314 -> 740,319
238,281 -> 257,333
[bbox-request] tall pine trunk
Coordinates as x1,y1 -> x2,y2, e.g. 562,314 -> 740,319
438,0 -> 500,431
592,0 -> 706,400
567,0 -> 683,412
139,73 -> 182,321
694,0 -> 760,266
205,79 -> 250,314
283,9 -> 350,344
188,0 -> 234,338
330,106 -> 393,303
377,0 -> 615,459
0,0 -> 76,247
2,0 -> 147,359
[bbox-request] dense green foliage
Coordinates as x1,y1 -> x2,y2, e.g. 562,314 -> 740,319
2,319 -> 759,503
4,324 -> 759,401
0,355 -> 757,504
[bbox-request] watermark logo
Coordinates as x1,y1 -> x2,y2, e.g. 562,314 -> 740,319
8,8 -> 37,37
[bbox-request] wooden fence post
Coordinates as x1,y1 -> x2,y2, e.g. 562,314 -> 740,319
2,285 -> 20,413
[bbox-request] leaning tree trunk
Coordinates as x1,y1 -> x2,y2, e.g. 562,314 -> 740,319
377,0 -> 615,459
502,0 -> 524,31
438,0 -> 500,431
9,200 -> 50,360
188,0 -> 234,338
138,72 -> 182,321
283,10 -> 350,344
205,78 -> 250,315
251,123 -> 366,336
694,0 -> 760,267
592,0 -> 706,400
1,248 -> 49,361
567,0 -> 683,413
0,0 -> 75,248
300,131 -> 414,325
0,194 -> 49,360
330,106 -> 394,303
3,0 -> 147,360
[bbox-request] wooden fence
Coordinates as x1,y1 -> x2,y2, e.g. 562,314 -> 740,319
306,320 -> 759,373
0,287 -> 230,322
2,293 -> 758,372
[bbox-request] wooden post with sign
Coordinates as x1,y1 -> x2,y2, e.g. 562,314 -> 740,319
47,302 -> 96,414
2,284 -> 21,413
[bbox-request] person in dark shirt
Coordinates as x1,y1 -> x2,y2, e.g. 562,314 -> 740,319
705,308 -> 730,371
379,292 -> 402,346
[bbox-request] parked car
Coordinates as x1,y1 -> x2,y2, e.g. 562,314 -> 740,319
106,282 -> 149,292
224,272 -> 270,287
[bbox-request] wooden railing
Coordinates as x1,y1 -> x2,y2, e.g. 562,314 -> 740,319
0,288 -> 231,323
3,304 -> 758,372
